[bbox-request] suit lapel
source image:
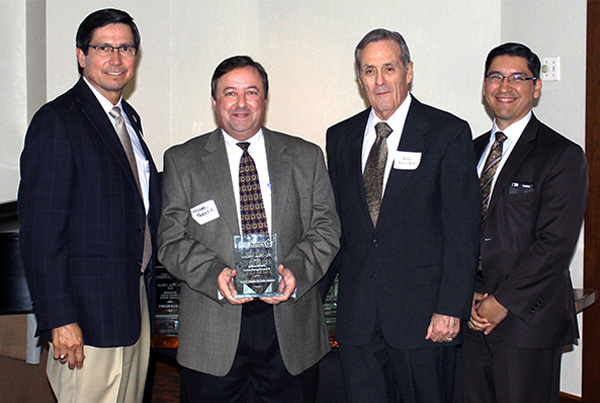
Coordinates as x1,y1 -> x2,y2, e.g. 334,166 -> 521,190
121,100 -> 146,153
377,98 -> 429,229
121,100 -> 162,221
340,109 -> 373,229
74,79 -> 143,200
202,129 -> 240,236
264,128 -> 292,236
486,115 -> 538,216
474,132 -> 490,160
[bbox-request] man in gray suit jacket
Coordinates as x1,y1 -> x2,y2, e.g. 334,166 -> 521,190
158,56 -> 340,402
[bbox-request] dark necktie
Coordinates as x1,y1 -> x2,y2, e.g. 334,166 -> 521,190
237,142 -> 269,235
480,131 -> 507,223
363,122 -> 393,227
110,106 -> 152,272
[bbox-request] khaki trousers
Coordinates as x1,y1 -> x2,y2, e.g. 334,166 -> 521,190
47,277 -> 151,403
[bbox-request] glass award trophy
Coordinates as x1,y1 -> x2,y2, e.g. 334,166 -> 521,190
233,234 -> 282,298
152,263 -> 179,348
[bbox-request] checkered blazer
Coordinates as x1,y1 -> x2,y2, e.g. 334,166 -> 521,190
18,78 -> 161,347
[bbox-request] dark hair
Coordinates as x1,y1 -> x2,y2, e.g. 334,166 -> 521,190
355,28 -> 411,74
75,8 -> 140,74
211,56 -> 269,100
485,42 -> 540,78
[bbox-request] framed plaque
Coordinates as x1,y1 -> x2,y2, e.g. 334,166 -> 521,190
233,234 -> 282,298
154,264 -> 179,338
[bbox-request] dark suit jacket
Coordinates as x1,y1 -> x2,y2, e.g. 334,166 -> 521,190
325,96 -> 481,349
18,77 -> 161,347
474,114 -> 587,349
157,128 -> 340,376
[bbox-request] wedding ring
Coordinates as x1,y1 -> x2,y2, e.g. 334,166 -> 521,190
59,354 -> 67,360
445,338 -> 453,342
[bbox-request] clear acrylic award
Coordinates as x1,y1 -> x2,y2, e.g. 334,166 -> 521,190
233,234 -> 282,298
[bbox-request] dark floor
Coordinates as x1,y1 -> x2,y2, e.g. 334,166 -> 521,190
146,348 -> 346,403
147,354 -> 179,402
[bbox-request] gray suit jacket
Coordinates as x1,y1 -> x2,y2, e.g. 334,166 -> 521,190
157,127 -> 341,376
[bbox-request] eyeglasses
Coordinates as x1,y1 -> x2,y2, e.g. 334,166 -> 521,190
485,73 -> 537,84
88,44 -> 137,58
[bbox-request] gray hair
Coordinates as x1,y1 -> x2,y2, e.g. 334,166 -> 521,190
354,28 -> 411,74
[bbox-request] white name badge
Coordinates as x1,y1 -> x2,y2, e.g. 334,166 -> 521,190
393,151 -> 422,170
190,199 -> 220,225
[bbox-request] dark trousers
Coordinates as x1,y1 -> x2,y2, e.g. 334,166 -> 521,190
462,325 -> 563,403
339,320 -> 460,403
180,301 -> 318,403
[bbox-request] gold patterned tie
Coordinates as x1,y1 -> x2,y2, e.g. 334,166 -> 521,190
237,142 -> 269,235
480,131 -> 507,223
110,106 -> 152,272
364,122 -> 393,227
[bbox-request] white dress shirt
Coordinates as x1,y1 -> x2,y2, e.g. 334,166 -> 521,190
361,94 -> 412,197
83,76 -> 150,214
477,111 -> 532,203
222,128 -> 272,235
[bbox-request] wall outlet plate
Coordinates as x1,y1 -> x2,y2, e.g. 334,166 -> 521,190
541,57 -> 560,81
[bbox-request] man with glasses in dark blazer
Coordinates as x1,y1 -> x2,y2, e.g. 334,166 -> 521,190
18,9 -> 161,402
463,42 -> 588,403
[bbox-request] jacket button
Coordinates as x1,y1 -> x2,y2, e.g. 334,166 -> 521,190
138,226 -> 144,233
372,239 -> 378,246
370,275 -> 376,281
136,260 -> 143,267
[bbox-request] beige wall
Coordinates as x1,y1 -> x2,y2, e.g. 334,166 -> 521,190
0,0 -> 587,396
42,0 -> 497,169
500,0 -> 587,396
0,0 -> 27,205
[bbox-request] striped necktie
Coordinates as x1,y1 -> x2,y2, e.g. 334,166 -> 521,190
480,131 -> 507,223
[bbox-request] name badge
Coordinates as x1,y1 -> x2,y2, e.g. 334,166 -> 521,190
190,199 -> 220,225
393,151 -> 422,170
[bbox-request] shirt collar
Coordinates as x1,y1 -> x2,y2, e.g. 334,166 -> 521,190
82,76 -> 124,115
221,128 -> 264,148
490,110 -> 532,144
367,93 -> 412,134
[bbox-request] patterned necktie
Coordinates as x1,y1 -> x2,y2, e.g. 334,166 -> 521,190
237,142 -> 269,235
480,131 -> 507,223
110,106 -> 152,272
363,122 -> 393,227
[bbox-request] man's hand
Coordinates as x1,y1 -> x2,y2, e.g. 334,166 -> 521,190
425,313 -> 461,343
217,268 -> 253,304
260,265 -> 296,305
475,295 -> 508,335
51,323 -> 85,370
467,292 -> 491,332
